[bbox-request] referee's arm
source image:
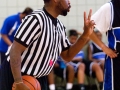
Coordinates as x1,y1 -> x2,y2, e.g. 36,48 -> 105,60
61,9 -> 95,62
10,41 -> 27,83
60,33 -> 90,62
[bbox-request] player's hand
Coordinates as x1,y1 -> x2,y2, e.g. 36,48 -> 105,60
102,45 -> 117,58
83,9 -> 95,36
14,83 -> 30,90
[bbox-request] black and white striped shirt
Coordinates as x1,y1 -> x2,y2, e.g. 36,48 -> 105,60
7,7 -> 70,78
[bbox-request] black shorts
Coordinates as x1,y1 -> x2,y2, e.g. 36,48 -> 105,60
54,67 -> 67,79
0,59 -> 48,90
69,60 -> 96,78
103,55 -> 120,90
0,51 -> 7,64
82,60 -> 96,78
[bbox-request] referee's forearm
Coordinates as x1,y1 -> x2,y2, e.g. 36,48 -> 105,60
10,46 -> 23,83
62,34 -> 89,62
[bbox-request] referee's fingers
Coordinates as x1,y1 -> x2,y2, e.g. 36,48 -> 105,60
88,9 -> 92,20
84,11 -> 87,24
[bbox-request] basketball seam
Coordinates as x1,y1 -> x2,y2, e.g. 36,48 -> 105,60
23,78 -> 36,90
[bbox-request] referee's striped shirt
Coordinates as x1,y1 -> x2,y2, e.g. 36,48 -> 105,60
7,7 -> 71,78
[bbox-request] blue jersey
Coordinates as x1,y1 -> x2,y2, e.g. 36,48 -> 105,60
90,42 -> 105,60
68,51 -> 84,72
73,51 -> 84,60
0,13 -> 21,52
57,57 -> 66,69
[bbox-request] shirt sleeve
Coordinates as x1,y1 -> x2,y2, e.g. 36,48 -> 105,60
14,15 -> 41,47
0,17 -> 11,34
62,26 -> 71,51
91,3 -> 111,33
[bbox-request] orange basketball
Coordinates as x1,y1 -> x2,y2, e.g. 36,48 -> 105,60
12,75 -> 41,90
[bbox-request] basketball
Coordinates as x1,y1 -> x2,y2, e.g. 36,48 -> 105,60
12,75 -> 41,90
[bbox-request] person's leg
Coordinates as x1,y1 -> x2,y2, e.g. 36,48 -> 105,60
99,60 -> 104,71
92,62 -> 103,82
77,63 -> 85,90
48,65 -> 66,90
0,59 -> 14,90
66,64 -> 74,90
47,70 -> 55,90
91,62 -> 103,90
83,60 -> 103,90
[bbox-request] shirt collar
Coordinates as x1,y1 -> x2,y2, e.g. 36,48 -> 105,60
43,7 -> 57,27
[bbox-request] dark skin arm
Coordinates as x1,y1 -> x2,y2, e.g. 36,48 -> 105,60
10,41 -> 30,90
61,9 -> 95,62
90,31 -> 117,58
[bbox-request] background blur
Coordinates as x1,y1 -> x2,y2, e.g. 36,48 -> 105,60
0,0 -> 110,43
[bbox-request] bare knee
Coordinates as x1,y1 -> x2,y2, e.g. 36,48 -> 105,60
92,63 -> 101,72
67,65 -> 74,73
78,63 -> 85,71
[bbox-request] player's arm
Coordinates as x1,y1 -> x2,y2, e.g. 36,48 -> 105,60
61,34 -> 89,62
1,34 -> 12,46
89,3 -> 117,58
10,41 -> 30,89
61,9 -> 95,62
1,18 -> 12,46
90,32 -> 117,58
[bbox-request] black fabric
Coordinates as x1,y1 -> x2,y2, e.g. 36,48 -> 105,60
91,43 -> 103,54
62,45 -> 70,52
71,60 -> 96,78
109,1 -> 120,89
0,51 -> 7,64
36,76 -> 48,90
43,7 -> 57,27
116,42 -> 120,52
54,67 -> 65,79
79,84 -> 85,90
112,54 -> 120,90
82,60 -> 96,78
0,59 -> 14,90
0,59 -> 48,90
99,82 -> 103,90
111,0 -> 120,27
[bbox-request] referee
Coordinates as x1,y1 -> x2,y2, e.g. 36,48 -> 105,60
0,0 -> 95,90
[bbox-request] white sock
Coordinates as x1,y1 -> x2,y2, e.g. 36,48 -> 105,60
49,84 -> 55,90
66,83 -> 73,90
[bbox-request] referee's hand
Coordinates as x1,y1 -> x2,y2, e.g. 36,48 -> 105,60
14,82 -> 30,90
83,9 -> 95,36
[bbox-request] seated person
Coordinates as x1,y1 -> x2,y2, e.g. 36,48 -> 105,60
87,31 -> 105,70
47,56 -> 74,90
67,29 -> 103,90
